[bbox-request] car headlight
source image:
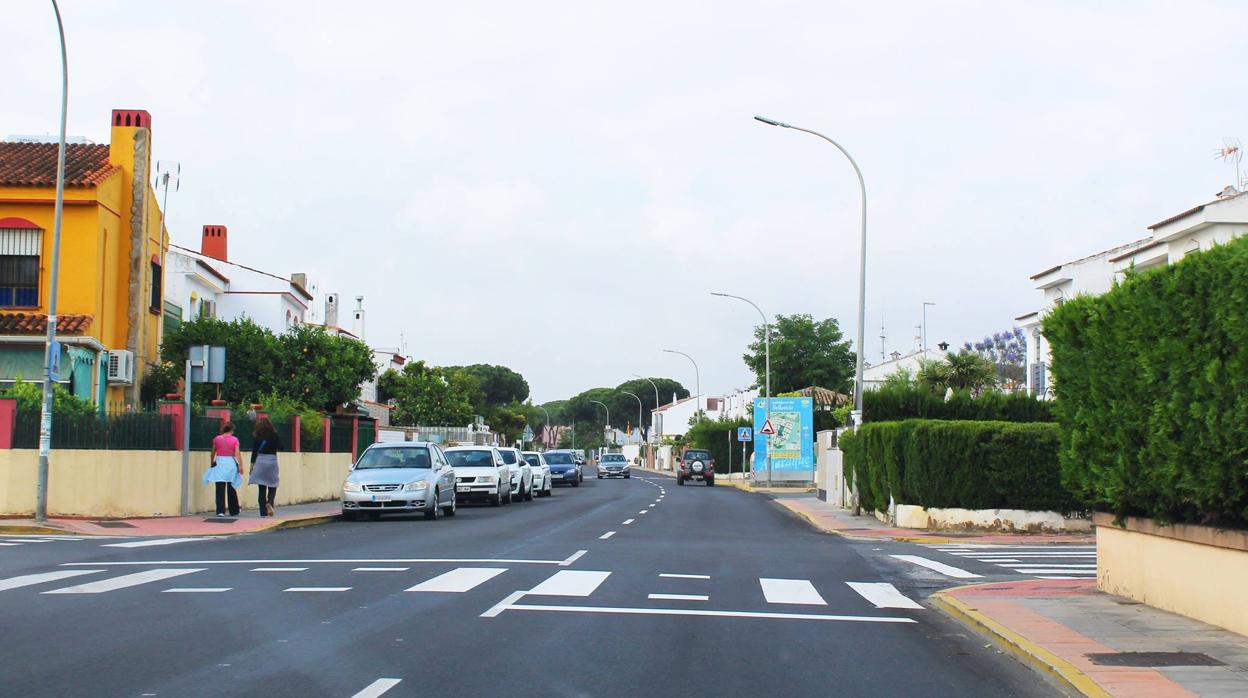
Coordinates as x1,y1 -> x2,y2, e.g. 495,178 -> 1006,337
404,480 -> 429,491
343,481 -> 363,493
479,476 -> 494,484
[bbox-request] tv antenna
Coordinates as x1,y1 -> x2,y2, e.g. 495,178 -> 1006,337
1215,138 -> 1244,190
879,316 -> 886,361
154,161 -> 181,229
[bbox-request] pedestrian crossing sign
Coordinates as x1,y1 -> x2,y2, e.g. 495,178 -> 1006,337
759,420 -> 776,436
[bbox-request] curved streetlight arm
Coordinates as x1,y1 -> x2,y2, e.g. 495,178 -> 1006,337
589,400 -> 611,447
661,349 -> 701,421
622,391 -> 643,443
754,115 -> 868,419
711,291 -> 773,485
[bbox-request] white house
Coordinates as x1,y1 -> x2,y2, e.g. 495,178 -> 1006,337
650,394 -> 725,439
1019,188 -> 1248,396
861,349 -> 945,390
164,225 -> 316,334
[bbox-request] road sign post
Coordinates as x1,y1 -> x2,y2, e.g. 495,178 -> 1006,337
182,345 -> 226,516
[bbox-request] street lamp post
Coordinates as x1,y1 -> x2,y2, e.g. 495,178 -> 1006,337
711,292 -> 772,487
589,400 -> 611,447
537,405 -> 551,447
622,391 -> 642,446
755,115 -> 868,514
36,0 -> 69,522
661,349 -> 700,422
632,374 -> 661,466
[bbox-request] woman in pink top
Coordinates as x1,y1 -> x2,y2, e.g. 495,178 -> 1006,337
204,421 -> 244,517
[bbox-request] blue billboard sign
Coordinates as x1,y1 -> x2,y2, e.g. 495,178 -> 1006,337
752,397 -> 814,471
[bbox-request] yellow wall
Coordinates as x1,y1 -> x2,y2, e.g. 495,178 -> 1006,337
0,120 -> 169,406
0,450 -> 351,518
1098,522 -> 1248,637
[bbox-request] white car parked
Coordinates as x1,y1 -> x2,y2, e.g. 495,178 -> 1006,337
497,447 -> 534,502
444,446 -> 513,506
522,451 -> 554,498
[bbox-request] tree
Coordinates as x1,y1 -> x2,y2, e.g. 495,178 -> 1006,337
963,328 -> 1027,390
382,362 -> 476,427
160,317 -> 279,406
276,324 -> 376,412
917,350 -> 998,396
879,367 -> 916,391
445,364 -> 530,413
743,314 -> 855,394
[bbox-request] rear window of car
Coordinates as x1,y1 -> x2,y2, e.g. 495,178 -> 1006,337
684,450 -> 711,460
446,450 -> 495,467
523,454 -> 541,467
499,450 -> 518,464
544,452 -> 573,464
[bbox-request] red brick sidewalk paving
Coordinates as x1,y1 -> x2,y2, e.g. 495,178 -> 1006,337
934,579 -> 1248,697
0,501 -> 341,537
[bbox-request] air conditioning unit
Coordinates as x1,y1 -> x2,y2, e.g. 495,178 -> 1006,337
107,350 -> 135,385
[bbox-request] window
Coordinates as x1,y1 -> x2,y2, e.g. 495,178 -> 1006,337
149,260 -> 162,311
0,255 -> 39,307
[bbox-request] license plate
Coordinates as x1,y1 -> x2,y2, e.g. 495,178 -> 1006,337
371,494 -> 391,502
457,486 -> 471,493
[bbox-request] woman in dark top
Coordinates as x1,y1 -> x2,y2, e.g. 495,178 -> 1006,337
249,416 -> 283,517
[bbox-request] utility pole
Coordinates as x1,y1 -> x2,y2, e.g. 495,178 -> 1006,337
36,0 -> 69,522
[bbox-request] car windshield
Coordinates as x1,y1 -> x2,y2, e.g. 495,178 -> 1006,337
544,452 -> 573,465
523,454 -> 541,467
603,454 -> 626,462
355,446 -> 431,469
446,450 -> 496,467
499,450 -> 518,465
685,450 -> 711,461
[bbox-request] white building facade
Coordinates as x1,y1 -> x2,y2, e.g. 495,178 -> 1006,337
861,349 -> 945,390
1020,189 -> 1248,396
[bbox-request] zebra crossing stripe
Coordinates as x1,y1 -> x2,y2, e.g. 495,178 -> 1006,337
43,568 -> 204,594
101,538 -> 206,549
890,555 -> 982,579
846,582 -> 923,610
0,570 -> 103,591
527,570 -> 611,597
405,568 -> 507,593
759,578 -> 827,606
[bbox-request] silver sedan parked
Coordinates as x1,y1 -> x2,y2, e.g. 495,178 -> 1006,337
342,442 -> 458,521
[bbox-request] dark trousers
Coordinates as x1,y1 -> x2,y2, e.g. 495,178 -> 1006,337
215,482 -> 239,516
258,485 -> 277,516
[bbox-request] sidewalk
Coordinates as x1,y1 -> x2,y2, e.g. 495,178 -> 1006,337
934,579 -> 1248,697
632,467 -> 816,494
776,493 -> 1093,545
0,500 -> 341,537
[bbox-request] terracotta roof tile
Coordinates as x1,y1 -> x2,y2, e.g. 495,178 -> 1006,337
0,142 -> 119,187
0,312 -> 94,335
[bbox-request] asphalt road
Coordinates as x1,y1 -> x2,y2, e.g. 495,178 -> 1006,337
0,468 -> 1061,697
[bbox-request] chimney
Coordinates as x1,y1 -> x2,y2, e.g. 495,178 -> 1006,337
111,109 -> 151,129
890,351 -> 902,361
201,225 -> 228,262
352,296 -> 366,342
325,293 -> 339,328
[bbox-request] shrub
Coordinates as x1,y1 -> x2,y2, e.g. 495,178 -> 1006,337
1043,235 -> 1248,528
6,378 -> 96,416
864,386 -> 1053,423
686,416 -> 752,474
842,420 -> 1077,513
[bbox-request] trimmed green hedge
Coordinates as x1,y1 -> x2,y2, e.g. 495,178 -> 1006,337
864,387 -> 1053,423
1043,235 -> 1248,528
841,420 -> 1077,513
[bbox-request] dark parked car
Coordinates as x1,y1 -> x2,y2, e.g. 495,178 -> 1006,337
543,450 -> 583,486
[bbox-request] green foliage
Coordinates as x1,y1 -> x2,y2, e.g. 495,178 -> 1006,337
161,317 -> 278,407
879,367 -> 916,391
6,377 -> 95,416
140,361 -> 182,404
685,415 -> 752,474
445,364 -> 530,413
1043,235 -> 1248,528
276,324 -> 376,412
842,420 -> 1077,513
382,362 -> 476,427
915,351 -> 998,395
743,314 -> 855,393
863,386 -> 1053,423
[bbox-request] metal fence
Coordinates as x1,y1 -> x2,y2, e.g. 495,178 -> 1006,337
14,411 -> 175,450
329,420 -> 354,453
357,421 -> 375,456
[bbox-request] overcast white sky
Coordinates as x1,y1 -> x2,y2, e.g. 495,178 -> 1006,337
9,1 -> 1246,402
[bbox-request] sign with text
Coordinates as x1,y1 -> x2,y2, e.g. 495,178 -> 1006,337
752,397 -> 814,471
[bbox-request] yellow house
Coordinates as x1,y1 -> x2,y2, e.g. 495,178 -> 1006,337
0,109 -> 168,407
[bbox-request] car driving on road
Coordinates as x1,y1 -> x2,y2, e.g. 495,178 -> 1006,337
341,442 -> 458,520
677,448 -> 715,486
543,450 -> 583,486
597,453 -> 631,479
497,447 -> 534,502
522,451 -> 554,497
445,446 -> 513,506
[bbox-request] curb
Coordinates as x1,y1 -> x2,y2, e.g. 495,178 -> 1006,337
0,512 -> 340,538
0,523 -> 74,535
930,586 -> 1109,698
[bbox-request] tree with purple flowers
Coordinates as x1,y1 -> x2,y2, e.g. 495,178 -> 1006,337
962,327 -> 1027,390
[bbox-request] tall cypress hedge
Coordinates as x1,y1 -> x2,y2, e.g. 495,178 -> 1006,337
1043,235 -> 1248,528
863,387 -> 1053,423
841,420 -> 1076,513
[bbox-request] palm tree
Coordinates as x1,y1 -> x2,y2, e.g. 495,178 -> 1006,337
917,351 -> 998,396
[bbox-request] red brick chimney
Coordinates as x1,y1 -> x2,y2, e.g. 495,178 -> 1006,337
111,109 -> 151,128
201,225 -> 228,262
